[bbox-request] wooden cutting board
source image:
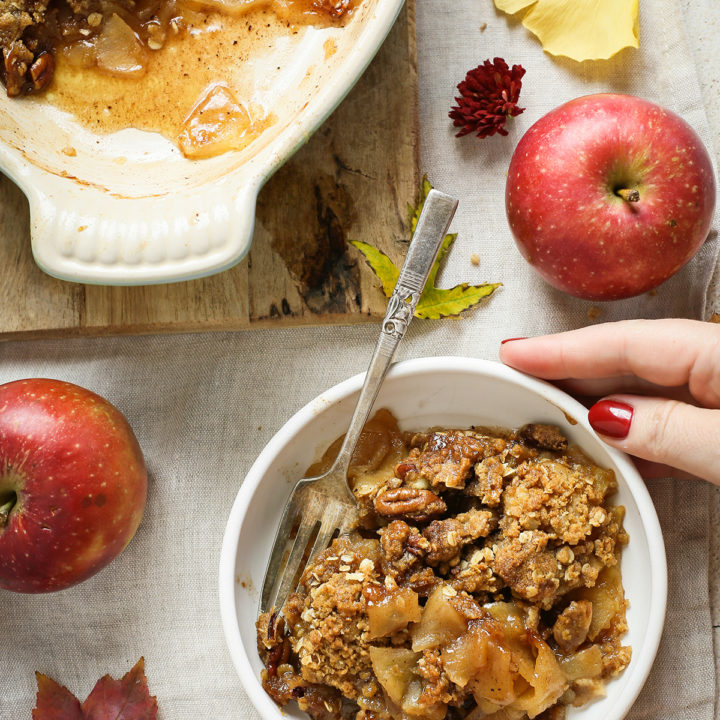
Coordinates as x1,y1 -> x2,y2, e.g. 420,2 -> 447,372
0,1 -> 419,341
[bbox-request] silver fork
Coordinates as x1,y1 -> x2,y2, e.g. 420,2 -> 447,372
260,189 -> 459,614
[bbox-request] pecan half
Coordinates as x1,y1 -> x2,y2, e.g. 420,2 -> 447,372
394,461 -> 417,480
3,44 -> 55,97
29,52 -> 55,92
374,487 -> 446,522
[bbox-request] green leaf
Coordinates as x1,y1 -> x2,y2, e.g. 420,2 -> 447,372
408,176 -> 434,235
351,178 -> 501,320
425,232 -> 456,289
415,282 -> 502,319
349,240 -> 399,298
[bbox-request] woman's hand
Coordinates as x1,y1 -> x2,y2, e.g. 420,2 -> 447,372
499,319 -> 720,485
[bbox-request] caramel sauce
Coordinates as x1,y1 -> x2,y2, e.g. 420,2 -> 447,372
41,0 -> 356,156
305,408 -> 407,484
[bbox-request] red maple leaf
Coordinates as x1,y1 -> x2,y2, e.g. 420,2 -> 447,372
33,658 -> 158,720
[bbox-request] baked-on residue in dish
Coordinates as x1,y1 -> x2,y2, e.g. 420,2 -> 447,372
0,0 -> 358,156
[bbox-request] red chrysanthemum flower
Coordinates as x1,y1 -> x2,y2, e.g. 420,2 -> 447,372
449,58 -> 526,139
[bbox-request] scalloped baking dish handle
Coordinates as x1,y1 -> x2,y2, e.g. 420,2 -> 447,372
24,173 -> 261,286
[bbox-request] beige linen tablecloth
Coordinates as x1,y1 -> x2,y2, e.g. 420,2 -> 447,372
1,0 -> 718,718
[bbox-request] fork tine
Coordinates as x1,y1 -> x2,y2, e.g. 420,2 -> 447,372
262,488 -> 359,614
305,500 -> 346,567
269,516 -> 320,613
260,495 -> 305,613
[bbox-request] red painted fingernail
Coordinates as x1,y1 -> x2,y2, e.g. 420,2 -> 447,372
588,400 -> 634,439
501,337 -> 528,344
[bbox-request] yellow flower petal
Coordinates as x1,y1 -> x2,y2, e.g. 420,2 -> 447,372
495,0 -> 639,62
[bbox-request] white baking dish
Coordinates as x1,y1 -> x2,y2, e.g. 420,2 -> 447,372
0,0 -> 404,285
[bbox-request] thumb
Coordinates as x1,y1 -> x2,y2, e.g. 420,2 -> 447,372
587,395 -> 720,486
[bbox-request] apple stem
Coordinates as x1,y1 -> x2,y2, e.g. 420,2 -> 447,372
616,188 -> 640,203
0,498 -> 14,527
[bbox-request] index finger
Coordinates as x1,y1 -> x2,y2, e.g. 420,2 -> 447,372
499,319 -> 720,407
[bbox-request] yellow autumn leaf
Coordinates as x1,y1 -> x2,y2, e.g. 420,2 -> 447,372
494,0 -> 534,12
349,240 -> 399,298
415,282 -> 500,320
494,0 -> 639,62
350,179 -> 501,320
409,176 -> 434,235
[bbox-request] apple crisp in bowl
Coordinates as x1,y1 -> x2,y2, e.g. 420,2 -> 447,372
256,412 -> 631,720
219,357 -> 667,720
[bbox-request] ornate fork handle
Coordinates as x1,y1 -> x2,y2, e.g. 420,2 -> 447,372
328,190 -> 459,487
382,270 -> 423,341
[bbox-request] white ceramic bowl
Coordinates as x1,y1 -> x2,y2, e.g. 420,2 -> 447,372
0,0 -> 404,284
219,357 -> 667,720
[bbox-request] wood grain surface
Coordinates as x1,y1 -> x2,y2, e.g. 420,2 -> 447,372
0,1 -> 419,340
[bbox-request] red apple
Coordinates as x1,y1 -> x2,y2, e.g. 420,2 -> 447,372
0,378 -> 147,593
505,93 -> 716,300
